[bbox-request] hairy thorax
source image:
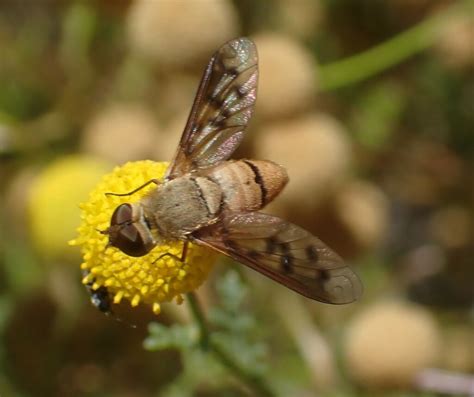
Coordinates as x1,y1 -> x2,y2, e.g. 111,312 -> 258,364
143,176 -> 222,239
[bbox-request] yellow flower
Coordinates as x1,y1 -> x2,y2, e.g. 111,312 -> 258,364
70,161 -> 216,315
30,155 -> 112,260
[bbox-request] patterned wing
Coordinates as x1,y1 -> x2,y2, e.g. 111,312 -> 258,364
193,212 -> 363,304
166,37 -> 258,180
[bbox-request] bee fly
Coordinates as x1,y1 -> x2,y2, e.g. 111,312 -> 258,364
100,37 -> 362,305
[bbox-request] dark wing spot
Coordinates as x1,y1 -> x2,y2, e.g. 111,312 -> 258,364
247,249 -> 261,259
223,238 -> 238,250
317,269 -> 330,281
266,236 -> 278,254
226,67 -> 238,77
280,242 -> 293,273
209,95 -> 223,108
305,245 -> 319,262
221,108 -> 231,118
280,256 -> 293,274
214,57 -> 226,73
235,85 -> 245,99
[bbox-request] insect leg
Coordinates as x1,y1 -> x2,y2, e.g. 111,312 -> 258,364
180,241 -> 189,262
105,179 -> 161,197
153,241 -> 189,264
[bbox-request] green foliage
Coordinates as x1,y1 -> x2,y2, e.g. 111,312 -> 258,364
2,238 -> 43,296
209,271 -> 268,378
0,76 -> 52,121
60,2 -> 98,73
350,81 -> 406,150
144,323 -> 199,351
144,270 -> 271,395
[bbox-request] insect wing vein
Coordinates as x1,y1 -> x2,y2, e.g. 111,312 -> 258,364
193,212 -> 363,304
166,38 -> 258,179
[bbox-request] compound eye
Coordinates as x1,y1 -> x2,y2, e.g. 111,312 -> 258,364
107,203 -> 155,257
111,203 -> 133,226
114,223 -> 151,257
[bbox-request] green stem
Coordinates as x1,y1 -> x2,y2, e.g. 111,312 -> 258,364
186,292 -> 275,397
319,0 -> 472,91
186,291 -> 210,350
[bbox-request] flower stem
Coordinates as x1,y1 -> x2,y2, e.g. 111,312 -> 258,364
319,0 -> 472,91
186,291 -> 210,350
186,292 -> 275,397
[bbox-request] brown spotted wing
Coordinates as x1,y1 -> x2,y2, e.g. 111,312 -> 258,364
193,212 -> 362,304
166,37 -> 258,180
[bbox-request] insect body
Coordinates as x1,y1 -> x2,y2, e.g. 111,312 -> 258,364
82,269 -> 112,315
103,38 -> 362,304
143,159 -> 287,240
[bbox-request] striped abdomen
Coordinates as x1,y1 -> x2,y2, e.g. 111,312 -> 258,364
144,159 -> 288,239
206,159 -> 288,212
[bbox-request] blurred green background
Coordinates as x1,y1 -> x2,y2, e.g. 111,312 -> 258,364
0,1 -> 473,396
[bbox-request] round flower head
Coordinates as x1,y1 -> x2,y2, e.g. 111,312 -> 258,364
435,14 -> 474,70
344,301 -> 441,388
253,33 -> 317,119
256,113 -> 352,210
70,161 -> 216,315
334,180 -> 389,251
127,0 -> 238,68
30,155 -> 112,260
81,103 -> 160,164
276,0 -> 324,40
